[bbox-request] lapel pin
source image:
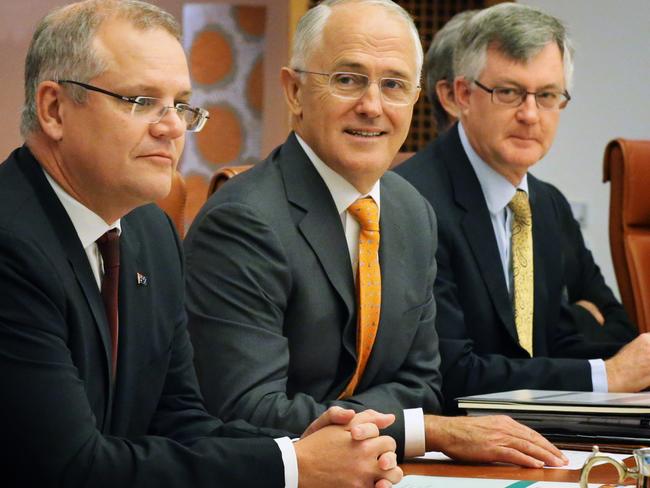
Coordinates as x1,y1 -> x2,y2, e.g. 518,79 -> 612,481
136,272 -> 148,286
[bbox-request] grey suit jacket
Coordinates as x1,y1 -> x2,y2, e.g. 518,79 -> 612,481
185,133 -> 443,459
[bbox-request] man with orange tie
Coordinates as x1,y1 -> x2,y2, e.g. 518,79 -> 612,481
185,0 -> 566,469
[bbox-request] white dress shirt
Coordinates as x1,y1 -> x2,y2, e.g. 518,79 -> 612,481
296,134 -> 426,458
457,123 -> 608,392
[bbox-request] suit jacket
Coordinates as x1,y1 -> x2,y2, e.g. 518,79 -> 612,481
0,146 -> 285,487
395,126 -> 625,412
185,133 -> 443,459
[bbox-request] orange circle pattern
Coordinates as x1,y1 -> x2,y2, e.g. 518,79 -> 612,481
234,6 -> 266,37
196,104 -> 243,165
190,29 -> 233,85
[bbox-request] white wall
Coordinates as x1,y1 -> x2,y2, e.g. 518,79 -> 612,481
520,0 -> 650,298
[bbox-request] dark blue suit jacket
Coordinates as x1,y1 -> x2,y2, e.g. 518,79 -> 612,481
395,126 -> 627,412
0,146 -> 285,487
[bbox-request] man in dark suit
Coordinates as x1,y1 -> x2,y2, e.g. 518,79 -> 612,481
419,7 -> 635,345
0,1 -> 405,487
186,0 -> 565,469
396,3 -> 650,412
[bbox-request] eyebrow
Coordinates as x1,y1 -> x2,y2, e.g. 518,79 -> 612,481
492,79 -> 565,91
333,61 -> 411,80
117,84 -> 192,100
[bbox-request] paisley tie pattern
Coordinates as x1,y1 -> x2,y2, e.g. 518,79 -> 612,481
509,190 -> 534,356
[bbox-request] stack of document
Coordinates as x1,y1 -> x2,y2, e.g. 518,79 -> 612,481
457,389 -> 650,444
395,476 -> 602,487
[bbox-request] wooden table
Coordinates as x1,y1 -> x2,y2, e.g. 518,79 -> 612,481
401,456 -> 637,485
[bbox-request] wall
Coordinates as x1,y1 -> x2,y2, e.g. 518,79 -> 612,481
0,0 -> 290,159
519,0 -> 650,298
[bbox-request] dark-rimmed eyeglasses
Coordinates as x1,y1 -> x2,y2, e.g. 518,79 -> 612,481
473,80 -> 570,110
57,80 -> 210,132
292,69 -> 419,106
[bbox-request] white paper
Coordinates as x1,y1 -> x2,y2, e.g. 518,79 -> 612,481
395,475 -> 603,487
417,449 -> 629,470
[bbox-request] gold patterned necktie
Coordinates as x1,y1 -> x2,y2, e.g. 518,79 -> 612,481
340,197 -> 381,398
509,189 -> 534,356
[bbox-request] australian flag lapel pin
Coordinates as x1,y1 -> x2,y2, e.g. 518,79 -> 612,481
136,272 -> 148,287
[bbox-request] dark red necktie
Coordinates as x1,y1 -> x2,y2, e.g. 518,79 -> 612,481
97,229 -> 120,379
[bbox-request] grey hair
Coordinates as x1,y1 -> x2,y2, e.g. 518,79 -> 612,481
290,0 -> 423,81
424,10 -> 478,130
453,3 -> 574,93
21,0 -> 180,137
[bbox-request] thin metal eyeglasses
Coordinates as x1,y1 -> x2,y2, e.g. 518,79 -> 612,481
57,80 -> 210,132
292,69 -> 419,106
473,80 -> 571,110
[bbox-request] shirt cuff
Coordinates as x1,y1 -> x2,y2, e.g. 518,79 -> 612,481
274,437 -> 298,488
589,358 -> 608,392
403,407 -> 425,458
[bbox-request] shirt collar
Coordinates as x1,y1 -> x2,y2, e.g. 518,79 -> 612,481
295,133 -> 381,215
43,169 -> 121,248
457,122 -> 528,215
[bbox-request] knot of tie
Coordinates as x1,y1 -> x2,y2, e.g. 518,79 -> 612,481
348,197 -> 379,232
508,189 -> 531,224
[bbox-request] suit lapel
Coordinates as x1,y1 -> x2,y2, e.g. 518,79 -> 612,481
280,134 -> 356,321
16,148 -> 115,421
442,130 -> 519,342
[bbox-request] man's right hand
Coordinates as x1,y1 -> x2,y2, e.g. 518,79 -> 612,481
295,422 -> 402,488
424,415 -> 567,468
606,332 -> 650,391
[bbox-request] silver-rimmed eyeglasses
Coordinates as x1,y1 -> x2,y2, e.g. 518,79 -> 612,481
292,69 -> 419,106
473,80 -> 571,110
57,80 -> 210,132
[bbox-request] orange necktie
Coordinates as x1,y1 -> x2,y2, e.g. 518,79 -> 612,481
340,197 -> 381,398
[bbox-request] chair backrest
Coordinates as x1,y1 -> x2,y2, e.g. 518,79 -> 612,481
603,138 -> 650,332
207,164 -> 254,197
156,170 -> 187,238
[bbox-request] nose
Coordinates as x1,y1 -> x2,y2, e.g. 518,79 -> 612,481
515,93 -> 540,125
150,106 -> 185,139
354,81 -> 383,118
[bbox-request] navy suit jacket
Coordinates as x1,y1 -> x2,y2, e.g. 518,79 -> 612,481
0,146 -> 286,487
395,126 -> 625,412
185,133 -> 443,460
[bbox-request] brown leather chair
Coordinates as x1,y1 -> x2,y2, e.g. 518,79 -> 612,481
603,138 -> 650,333
207,164 -> 254,196
156,170 -> 187,239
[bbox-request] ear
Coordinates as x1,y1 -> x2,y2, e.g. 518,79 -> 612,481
35,81 -> 65,141
436,79 -> 458,119
453,76 -> 472,114
280,67 -> 303,118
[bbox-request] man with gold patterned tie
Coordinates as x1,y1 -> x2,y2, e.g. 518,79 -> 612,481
185,0 -> 568,470
396,3 -> 650,413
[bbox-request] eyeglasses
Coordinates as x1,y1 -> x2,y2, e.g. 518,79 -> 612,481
57,80 -> 210,132
292,69 -> 419,106
473,80 -> 571,110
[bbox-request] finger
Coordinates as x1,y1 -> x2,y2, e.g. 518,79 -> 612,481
506,437 -> 565,467
365,434 -> 397,457
349,410 -> 396,430
377,451 -> 397,470
491,446 -> 545,468
375,480 -> 392,488
375,466 -> 403,485
510,423 -> 567,464
301,406 -> 354,438
351,422 -> 380,441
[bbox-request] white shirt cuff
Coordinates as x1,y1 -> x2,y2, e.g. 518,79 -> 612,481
403,407 -> 425,458
274,437 -> 298,488
589,359 -> 608,392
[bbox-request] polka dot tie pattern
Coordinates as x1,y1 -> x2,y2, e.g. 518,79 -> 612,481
509,189 -> 534,356
340,197 -> 381,398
